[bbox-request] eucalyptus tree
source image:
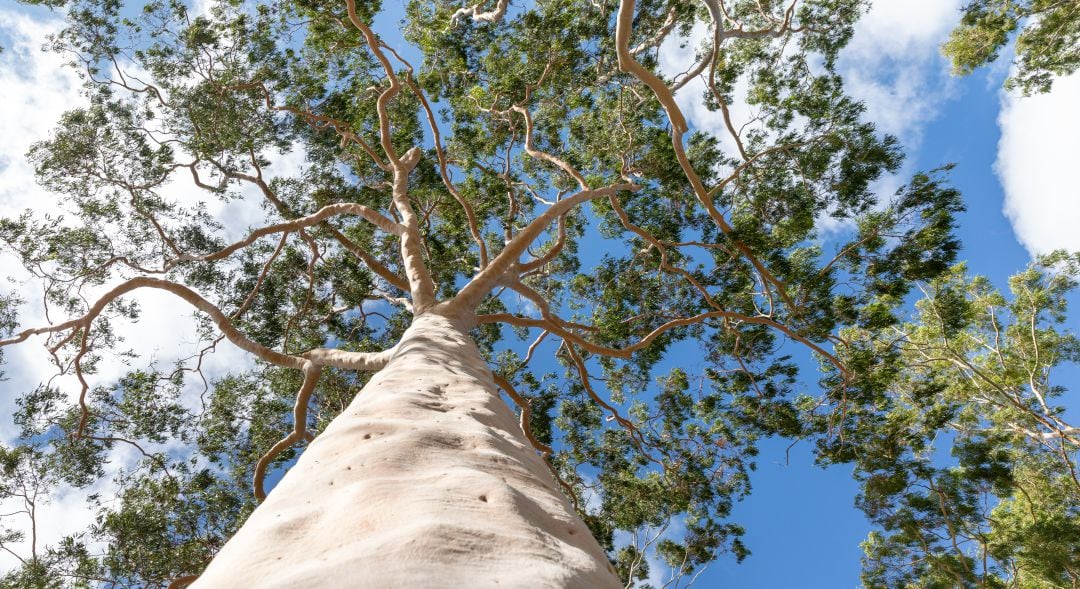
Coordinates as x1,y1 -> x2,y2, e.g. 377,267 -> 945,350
0,0 -> 965,586
943,0 -> 1080,94
829,254 -> 1080,588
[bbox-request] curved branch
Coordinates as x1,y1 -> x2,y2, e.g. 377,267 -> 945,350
506,280 -> 598,333
511,105 -> 588,190
171,203 -> 402,268
345,1 -> 404,166
253,362 -> 323,501
1,277 -> 303,370
606,193 -> 725,311
518,212 -> 567,274
629,6 -> 679,55
519,329 -> 549,369
449,183 -> 639,314
3,277 -> 395,500
493,373 -> 553,456
380,46 -> 490,270
450,0 -> 509,25
345,3 -> 439,310
615,0 -> 799,313
214,159 -> 409,293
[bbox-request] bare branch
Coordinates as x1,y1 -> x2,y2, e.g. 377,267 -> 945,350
511,105 -> 589,190
450,0 -> 509,25
518,213 -> 566,273
171,202 -> 402,268
253,362 -> 323,501
506,280 -> 599,333
493,373 -> 553,456
450,183 -> 640,314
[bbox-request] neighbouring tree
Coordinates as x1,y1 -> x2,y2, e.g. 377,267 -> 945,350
830,253 -> 1080,588
942,0 -> 1080,94
12,0 -> 1072,586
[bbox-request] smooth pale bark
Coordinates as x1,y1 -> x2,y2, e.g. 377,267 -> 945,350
194,312 -> 621,588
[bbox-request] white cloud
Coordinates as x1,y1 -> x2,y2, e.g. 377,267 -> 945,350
845,0 -> 960,60
0,10 -> 75,221
658,22 -> 757,160
996,71 -> 1080,255
840,0 -> 963,145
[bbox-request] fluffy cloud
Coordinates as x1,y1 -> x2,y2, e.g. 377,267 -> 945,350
846,0 -> 961,57
995,72 -> 1080,255
840,0 -> 962,145
0,10 -> 75,221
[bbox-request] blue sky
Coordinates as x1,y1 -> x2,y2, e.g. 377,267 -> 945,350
1,0 -> 1079,586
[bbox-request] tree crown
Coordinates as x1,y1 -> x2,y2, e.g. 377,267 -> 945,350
0,0 -> 1075,587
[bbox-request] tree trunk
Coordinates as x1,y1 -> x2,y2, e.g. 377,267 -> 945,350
193,312 -> 621,588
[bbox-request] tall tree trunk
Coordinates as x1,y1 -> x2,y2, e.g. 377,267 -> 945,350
194,312 -> 621,588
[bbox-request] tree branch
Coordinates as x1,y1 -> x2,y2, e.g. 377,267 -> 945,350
493,373 -> 553,456
345,2 -> 440,310
253,362 -> 323,501
2,278 -> 302,369
213,157 -> 410,293
450,0 -> 509,25
449,183 -> 640,314
615,0 -> 799,313
170,202 -> 402,268
382,46 -> 490,270
562,342 -> 659,464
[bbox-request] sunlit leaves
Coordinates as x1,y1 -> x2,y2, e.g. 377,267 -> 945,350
943,0 -> 1080,95
825,258 -> 1080,588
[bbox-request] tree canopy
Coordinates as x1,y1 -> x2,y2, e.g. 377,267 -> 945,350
0,0 -> 1076,587
943,0 -> 1080,94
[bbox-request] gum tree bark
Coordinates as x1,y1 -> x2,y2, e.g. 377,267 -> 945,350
193,310 -> 621,588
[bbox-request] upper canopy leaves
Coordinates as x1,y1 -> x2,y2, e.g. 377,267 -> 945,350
943,0 -> 1080,95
